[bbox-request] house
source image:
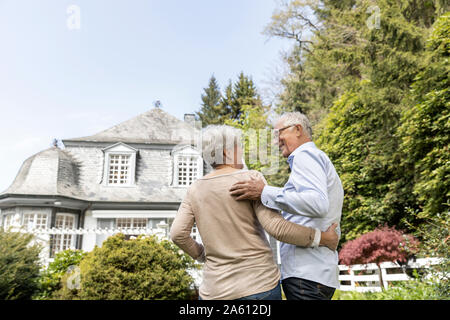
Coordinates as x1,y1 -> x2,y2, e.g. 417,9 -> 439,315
0,107 -> 206,262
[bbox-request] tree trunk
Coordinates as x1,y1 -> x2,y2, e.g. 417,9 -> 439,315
377,264 -> 385,290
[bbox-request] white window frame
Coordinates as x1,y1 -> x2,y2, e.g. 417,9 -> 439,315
103,143 -> 137,187
2,213 -> 14,229
22,213 -> 49,230
172,145 -> 203,187
116,217 -> 148,229
51,213 -> 77,256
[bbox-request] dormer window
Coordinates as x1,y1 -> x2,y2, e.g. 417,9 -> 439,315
108,154 -> 131,185
177,155 -> 198,186
172,145 -> 203,187
103,143 -> 137,186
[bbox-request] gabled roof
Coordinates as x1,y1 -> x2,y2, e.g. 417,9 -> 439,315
102,142 -> 138,152
62,108 -> 199,145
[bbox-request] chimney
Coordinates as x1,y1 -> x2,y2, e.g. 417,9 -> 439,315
184,114 -> 196,127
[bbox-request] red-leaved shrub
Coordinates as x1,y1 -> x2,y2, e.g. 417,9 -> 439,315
339,226 -> 420,289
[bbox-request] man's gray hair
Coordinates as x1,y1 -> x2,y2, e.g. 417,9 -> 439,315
201,124 -> 243,168
277,112 -> 313,139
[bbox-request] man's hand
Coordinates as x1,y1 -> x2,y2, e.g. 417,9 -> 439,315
229,177 -> 265,201
319,223 -> 339,251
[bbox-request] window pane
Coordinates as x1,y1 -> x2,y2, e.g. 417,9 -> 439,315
133,218 -> 147,228
55,214 -> 75,229
176,155 -> 199,186
108,154 -> 131,185
23,213 -> 48,229
51,214 -> 76,257
116,218 -> 147,228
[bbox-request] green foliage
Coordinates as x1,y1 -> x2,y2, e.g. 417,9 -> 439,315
332,277 -> 448,300
35,249 -> 87,300
196,75 -> 228,126
267,0 -> 445,118
229,72 -> 262,121
75,234 -> 198,300
407,212 -> 450,298
0,229 -> 42,300
396,12 -> 450,221
196,72 -> 264,126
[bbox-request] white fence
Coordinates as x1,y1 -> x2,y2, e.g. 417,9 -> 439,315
27,227 -> 168,237
338,258 -> 442,292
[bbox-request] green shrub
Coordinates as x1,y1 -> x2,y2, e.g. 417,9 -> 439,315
0,229 -> 42,300
410,212 -> 449,299
75,234 -> 199,300
35,249 -> 87,300
332,279 -> 446,300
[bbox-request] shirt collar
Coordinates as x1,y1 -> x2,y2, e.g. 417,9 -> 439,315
287,141 -> 316,168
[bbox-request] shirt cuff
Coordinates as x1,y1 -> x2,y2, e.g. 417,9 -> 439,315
261,186 -> 281,211
311,228 -> 321,247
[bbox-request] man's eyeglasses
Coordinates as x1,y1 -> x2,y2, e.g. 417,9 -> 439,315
273,124 -> 297,138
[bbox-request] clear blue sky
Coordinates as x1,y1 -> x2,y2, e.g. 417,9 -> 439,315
0,0 -> 291,192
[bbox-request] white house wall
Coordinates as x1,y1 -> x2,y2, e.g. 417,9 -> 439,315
82,209 -> 97,252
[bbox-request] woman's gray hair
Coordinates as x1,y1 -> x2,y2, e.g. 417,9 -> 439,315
201,125 -> 243,168
277,112 -> 313,139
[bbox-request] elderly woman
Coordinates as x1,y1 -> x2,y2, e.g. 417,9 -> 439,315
170,125 -> 338,300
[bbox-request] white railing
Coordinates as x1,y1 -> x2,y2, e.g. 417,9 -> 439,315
25,227 -> 168,238
9,225 -> 200,241
338,258 -> 442,292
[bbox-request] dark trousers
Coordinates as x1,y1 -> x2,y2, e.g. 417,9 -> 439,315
282,277 -> 335,300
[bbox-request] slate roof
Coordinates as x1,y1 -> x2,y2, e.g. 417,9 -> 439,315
63,108 -> 199,145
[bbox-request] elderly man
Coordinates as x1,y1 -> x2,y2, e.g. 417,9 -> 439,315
229,112 -> 344,300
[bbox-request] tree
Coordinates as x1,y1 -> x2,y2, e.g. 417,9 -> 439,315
77,234 -> 198,300
196,72 -> 263,126
0,229 -> 42,300
395,13 -> 450,221
230,72 -> 262,121
196,75 -> 227,127
339,226 -> 419,289
266,0 -> 446,119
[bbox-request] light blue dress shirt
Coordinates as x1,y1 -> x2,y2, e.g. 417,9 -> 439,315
261,142 -> 344,288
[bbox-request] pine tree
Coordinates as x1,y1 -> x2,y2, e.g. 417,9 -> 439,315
219,80 -> 234,122
196,75 -> 226,127
230,72 -> 262,121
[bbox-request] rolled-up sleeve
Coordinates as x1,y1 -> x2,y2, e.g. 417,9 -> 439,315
261,150 -> 329,218
170,190 -> 205,262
